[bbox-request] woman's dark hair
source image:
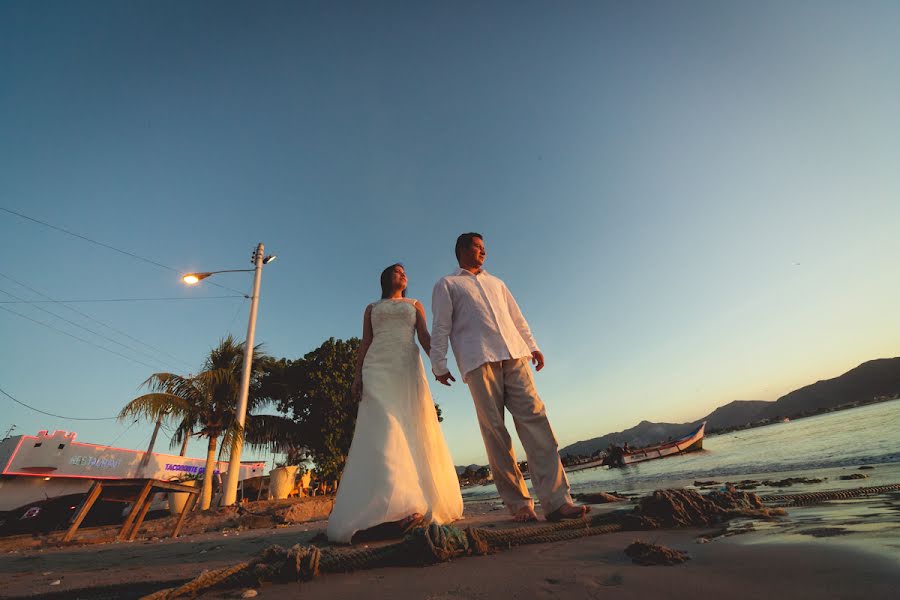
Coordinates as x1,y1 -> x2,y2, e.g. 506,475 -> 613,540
455,232 -> 483,261
380,263 -> 407,299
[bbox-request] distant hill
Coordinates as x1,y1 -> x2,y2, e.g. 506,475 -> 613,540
756,358 -> 900,420
455,463 -> 484,475
560,357 -> 900,458
701,400 -> 769,430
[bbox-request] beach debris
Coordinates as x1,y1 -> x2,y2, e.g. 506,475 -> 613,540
240,589 -> 258,598
858,466 -> 875,470
719,477 -> 825,491
760,477 -> 825,487
722,521 -> 756,538
839,473 -> 868,480
733,480 -> 761,490
798,527 -> 850,538
273,497 -> 335,524
573,492 -> 626,504
693,480 -> 720,487
624,541 -> 690,566
623,489 -> 784,530
49,580 -> 61,586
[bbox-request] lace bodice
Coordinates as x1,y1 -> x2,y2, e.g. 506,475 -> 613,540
370,298 -> 417,348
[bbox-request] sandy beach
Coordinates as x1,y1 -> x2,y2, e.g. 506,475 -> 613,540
2,472 -> 898,600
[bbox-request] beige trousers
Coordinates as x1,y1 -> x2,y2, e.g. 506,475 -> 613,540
466,358 -> 573,517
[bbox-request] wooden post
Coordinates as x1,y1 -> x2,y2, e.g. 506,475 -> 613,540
126,496 -> 154,541
139,418 -> 164,476
171,490 -> 198,538
62,481 -> 103,543
117,480 -> 153,541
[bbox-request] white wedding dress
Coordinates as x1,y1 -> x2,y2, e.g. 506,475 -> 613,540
327,298 -> 463,543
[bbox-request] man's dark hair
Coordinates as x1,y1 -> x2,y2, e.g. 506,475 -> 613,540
455,232 -> 483,262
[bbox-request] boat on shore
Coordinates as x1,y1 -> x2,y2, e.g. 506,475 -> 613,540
602,421 -> 706,467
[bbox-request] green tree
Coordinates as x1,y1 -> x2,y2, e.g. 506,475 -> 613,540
263,337 -> 361,480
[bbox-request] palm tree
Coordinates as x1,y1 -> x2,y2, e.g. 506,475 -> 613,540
120,336 -> 301,510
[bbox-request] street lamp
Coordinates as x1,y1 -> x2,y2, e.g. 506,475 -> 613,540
182,243 -> 276,506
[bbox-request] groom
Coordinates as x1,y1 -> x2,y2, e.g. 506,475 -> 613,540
430,233 -> 588,522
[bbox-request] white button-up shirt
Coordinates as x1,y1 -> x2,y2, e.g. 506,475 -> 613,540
430,268 -> 539,382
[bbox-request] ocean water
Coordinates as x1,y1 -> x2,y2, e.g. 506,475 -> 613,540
462,399 -> 900,501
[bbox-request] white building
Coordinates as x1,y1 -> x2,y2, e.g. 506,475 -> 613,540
0,429 -> 266,512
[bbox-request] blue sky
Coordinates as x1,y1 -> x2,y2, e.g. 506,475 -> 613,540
1,1 -> 898,466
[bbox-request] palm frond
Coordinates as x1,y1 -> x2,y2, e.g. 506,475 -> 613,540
244,413 -> 303,453
118,393 -> 191,423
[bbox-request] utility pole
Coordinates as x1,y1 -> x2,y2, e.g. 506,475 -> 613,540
221,243 -> 266,506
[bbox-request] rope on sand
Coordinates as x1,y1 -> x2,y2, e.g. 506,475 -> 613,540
760,483 -> 900,506
139,484 -> 899,599
139,560 -> 258,600
139,516 -> 626,599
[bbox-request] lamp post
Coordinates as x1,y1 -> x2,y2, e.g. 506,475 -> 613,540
182,243 -> 276,506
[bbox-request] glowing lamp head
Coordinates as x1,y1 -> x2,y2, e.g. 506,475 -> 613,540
182,273 -> 211,285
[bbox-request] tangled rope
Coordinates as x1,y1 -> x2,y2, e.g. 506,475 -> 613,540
139,484 -> 898,599
760,483 -> 900,506
139,515 -> 624,599
140,560 -> 257,600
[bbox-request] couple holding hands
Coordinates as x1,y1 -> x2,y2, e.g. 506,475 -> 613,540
327,233 -> 588,544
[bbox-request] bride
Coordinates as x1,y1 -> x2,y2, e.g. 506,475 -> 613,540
326,264 -> 463,543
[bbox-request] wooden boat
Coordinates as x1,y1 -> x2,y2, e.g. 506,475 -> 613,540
603,421 -> 706,467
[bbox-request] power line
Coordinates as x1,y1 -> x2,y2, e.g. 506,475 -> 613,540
0,385 -> 118,421
0,272 -> 200,372
0,286 -> 186,373
225,296 -> 249,335
0,304 -> 162,371
107,418 -> 140,447
0,295 -> 245,304
0,206 -> 249,296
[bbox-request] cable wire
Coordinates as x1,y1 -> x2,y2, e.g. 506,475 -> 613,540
225,296 -> 249,336
106,418 -> 140,447
0,385 -> 118,421
0,286 -> 185,373
0,304 -> 161,370
0,295 -> 245,304
0,272 -> 198,372
0,206 -> 249,296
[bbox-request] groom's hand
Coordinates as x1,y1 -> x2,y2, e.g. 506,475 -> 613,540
435,371 -> 456,386
531,351 -> 545,372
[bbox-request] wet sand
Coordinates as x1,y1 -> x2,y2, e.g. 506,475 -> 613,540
235,529 -> 900,600
2,476 -> 898,599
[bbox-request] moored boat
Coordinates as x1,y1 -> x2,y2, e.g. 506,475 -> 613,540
603,421 -> 706,467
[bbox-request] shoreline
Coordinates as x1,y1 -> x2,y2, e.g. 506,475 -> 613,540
464,460 -> 900,504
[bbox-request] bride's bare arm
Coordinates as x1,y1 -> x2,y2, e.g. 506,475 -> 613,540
351,304 -> 374,398
414,300 -> 431,355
